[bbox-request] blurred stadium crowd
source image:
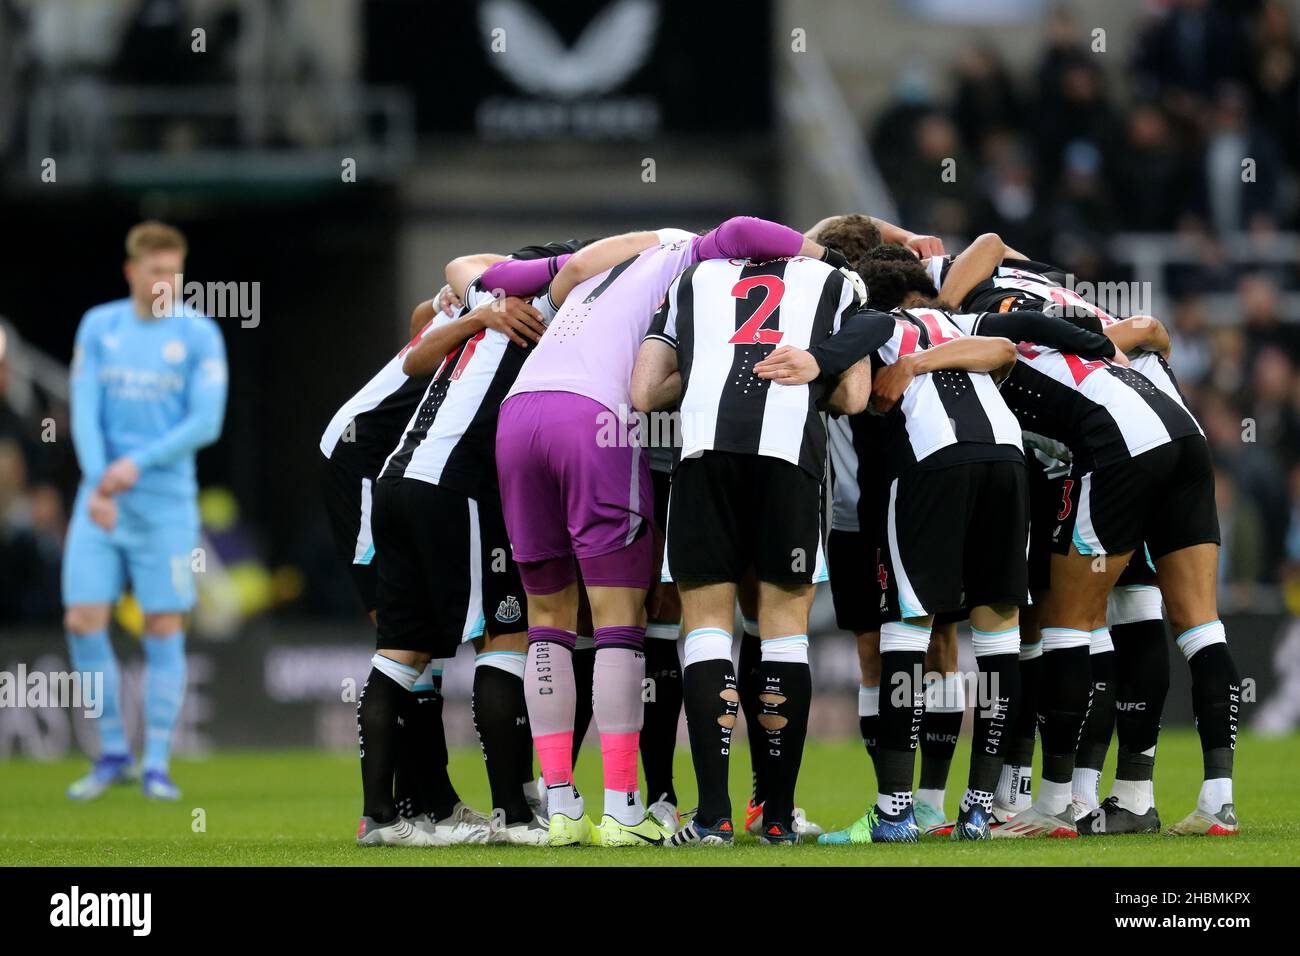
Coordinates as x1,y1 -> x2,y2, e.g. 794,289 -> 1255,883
2,0 -> 1300,627
877,2 -> 1300,245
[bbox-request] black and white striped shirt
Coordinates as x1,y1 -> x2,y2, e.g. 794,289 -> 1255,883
646,255 -> 868,480
874,307 -> 1024,478
956,262 -> 1197,418
1092,314 -> 1200,435
380,280 -> 556,497
929,257 -> 1071,315
828,411 -> 885,532
949,311 -> 1201,470
320,325 -> 438,478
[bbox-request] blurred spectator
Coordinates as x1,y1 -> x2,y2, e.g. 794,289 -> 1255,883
0,325 -> 76,499
1168,224 -> 1254,304
1201,388 -> 1290,584
1215,465 -> 1267,606
888,111 -> 980,238
951,44 -> 1021,152
1045,140 -> 1119,253
1248,1 -> 1300,166
1249,346 -> 1300,468
1133,0 -> 1248,106
1034,58 -> 1118,200
1240,271 -> 1300,362
1205,325 -> 1249,398
972,131 -> 1044,254
871,57 -> 941,205
1198,84 -> 1283,235
110,0 -> 194,85
1034,4 -> 1090,118
1115,103 -> 1195,231
1168,293 -> 1213,385
0,332 -> 41,469
0,437 -> 63,624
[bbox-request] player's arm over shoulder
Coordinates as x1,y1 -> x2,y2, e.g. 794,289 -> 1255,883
1104,315 -> 1171,358
938,233 -> 1004,308
446,253 -> 506,300
821,358 -> 872,416
549,230 -> 660,307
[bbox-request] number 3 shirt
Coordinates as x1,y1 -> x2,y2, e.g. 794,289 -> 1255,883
646,255 -> 887,480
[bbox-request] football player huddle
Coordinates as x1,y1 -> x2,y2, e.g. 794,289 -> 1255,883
321,212 -> 1240,848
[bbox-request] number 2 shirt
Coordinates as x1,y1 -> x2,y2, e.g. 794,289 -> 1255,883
646,255 -> 883,480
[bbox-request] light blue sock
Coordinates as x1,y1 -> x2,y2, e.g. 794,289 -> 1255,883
143,632 -> 188,773
66,629 -> 128,758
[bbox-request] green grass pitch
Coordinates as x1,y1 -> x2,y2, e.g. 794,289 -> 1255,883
2,730 -> 1296,866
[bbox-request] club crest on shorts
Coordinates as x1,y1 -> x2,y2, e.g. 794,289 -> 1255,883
495,595 -> 522,624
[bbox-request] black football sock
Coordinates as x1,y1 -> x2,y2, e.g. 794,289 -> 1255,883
970,651 -> 1020,795
472,657 -> 534,824
392,721 -> 416,819
876,634 -> 927,809
1037,633 -> 1092,806
1112,617 -> 1169,785
1006,645 -> 1041,768
358,665 -> 406,823
682,630 -> 738,827
994,641 -> 1039,810
858,684 -> 881,784
737,629 -> 766,805
406,668 -> 459,821
859,714 -> 880,756
919,676 -> 963,796
1184,632 -> 1240,783
391,664 -> 430,819
641,634 -> 682,806
1077,645 -> 1116,772
755,639 -> 812,832
570,644 -> 596,767
1109,617 -> 1168,813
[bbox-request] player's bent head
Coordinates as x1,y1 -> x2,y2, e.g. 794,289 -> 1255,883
805,213 -> 881,264
124,220 -> 188,311
865,242 -> 917,265
856,258 -> 937,312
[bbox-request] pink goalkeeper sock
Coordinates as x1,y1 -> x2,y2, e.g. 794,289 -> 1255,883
600,732 -> 640,793
592,645 -> 644,793
534,731 -> 574,788
526,634 -> 577,785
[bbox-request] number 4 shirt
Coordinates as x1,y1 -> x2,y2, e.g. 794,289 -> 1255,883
646,255 -> 888,480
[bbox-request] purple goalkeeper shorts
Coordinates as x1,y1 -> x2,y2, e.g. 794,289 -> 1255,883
497,391 -> 653,593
